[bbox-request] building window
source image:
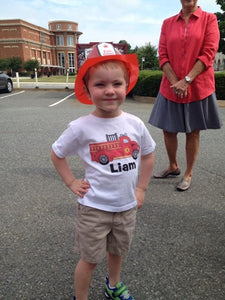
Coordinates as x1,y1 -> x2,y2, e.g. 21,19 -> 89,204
68,24 -> 72,30
58,52 -> 65,68
43,51 -> 46,64
31,49 -> 36,59
67,36 -> 74,46
47,52 -> 51,65
56,24 -> 61,30
49,24 -> 52,30
56,35 -> 64,46
41,33 -> 45,43
68,53 -> 75,72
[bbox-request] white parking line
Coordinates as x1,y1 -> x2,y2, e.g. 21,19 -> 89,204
0,90 -> 25,100
48,92 -> 75,107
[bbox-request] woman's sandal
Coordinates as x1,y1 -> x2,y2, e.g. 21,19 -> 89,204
176,177 -> 191,191
153,168 -> 181,178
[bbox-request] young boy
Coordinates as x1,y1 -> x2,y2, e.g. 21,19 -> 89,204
51,43 -> 156,300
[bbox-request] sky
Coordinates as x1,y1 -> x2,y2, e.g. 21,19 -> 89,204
0,0 -> 222,48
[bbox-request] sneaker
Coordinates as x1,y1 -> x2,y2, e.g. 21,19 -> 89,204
105,276 -> 135,300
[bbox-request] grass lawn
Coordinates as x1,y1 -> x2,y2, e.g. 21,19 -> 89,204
12,75 -> 76,83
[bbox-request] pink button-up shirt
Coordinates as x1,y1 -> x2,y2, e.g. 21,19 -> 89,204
159,7 -> 220,103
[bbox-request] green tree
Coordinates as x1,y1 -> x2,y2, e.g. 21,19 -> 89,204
23,59 -> 40,72
118,40 -> 133,53
216,0 -> 225,54
217,0 -> 225,10
8,57 -> 22,72
0,58 -> 10,71
133,46 -> 139,53
135,43 -> 159,70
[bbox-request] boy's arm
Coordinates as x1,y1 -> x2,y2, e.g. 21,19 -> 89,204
51,149 -> 90,198
136,152 -> 154,209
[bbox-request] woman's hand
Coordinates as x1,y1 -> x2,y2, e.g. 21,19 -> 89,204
171,79 -> 189,98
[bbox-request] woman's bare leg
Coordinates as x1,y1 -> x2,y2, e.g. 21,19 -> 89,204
163,130 -> 179,171
184,130 -> 200,180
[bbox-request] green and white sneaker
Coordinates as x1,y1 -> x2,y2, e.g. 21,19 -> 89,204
105,276 -> 135,300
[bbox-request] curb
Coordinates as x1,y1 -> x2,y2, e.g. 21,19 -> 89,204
13,87 -> 225,108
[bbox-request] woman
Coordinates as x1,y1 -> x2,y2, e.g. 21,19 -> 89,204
149,0 -> 222,191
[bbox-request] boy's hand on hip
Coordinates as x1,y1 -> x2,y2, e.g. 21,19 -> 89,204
68,178 -> 91,198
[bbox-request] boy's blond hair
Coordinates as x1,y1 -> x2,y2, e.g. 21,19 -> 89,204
84,60 -> 129,87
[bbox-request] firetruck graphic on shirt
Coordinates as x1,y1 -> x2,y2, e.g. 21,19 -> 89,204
89,133 -> 140,165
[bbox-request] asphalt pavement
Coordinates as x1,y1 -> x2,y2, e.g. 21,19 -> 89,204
1,89 -> 225,300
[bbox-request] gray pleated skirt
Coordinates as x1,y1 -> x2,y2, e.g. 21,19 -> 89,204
149,92 -> 223,133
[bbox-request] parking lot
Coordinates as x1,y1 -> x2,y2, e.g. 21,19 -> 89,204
1,89 -> 225,300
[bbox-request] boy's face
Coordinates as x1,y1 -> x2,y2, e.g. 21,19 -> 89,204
86,64 -> 127,118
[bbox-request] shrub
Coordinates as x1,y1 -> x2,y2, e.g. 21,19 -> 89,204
215,72 -> 225,100
133,70 -> 225,100
132,70 -> 162,97
19,71 -> 30,77
23,59 -> 39,72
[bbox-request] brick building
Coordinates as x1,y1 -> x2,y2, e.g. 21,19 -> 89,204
0,19 -> 82,74
214,52 -> 225,71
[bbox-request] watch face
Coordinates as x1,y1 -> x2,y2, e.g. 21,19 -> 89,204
185,76 -> 191,83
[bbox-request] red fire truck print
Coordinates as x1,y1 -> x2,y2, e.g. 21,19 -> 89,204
89,133 -> 139,165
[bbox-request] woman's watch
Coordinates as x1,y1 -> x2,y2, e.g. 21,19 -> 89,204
185,76 -> 192,84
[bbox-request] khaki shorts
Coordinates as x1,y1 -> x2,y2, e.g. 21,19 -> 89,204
75,204 -> 137,264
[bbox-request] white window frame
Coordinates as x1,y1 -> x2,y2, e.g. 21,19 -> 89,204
67,36 -> 74,46
56,35 -> 64,46
58,52 -> 65,68
68,53 -> 75,72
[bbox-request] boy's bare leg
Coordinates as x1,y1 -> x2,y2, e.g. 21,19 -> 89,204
107,253 -> 122,287
74,258 -> 96,300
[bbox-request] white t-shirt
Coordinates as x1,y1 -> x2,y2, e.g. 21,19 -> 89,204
52,111 -> 156,212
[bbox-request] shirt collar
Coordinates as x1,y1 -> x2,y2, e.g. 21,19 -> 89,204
176,6 -> 202,21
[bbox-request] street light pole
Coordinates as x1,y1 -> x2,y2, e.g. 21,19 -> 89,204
34,68 -> 38,88
141,57 -> 145,70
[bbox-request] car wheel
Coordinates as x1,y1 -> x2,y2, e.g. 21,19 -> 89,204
5,80 -> 13,93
